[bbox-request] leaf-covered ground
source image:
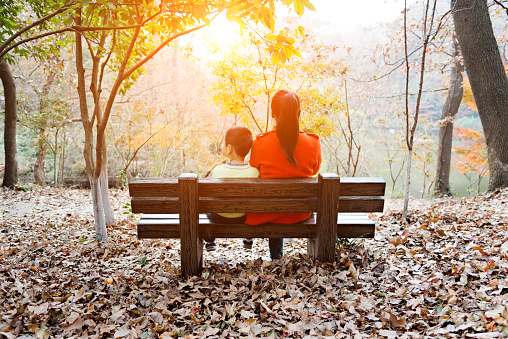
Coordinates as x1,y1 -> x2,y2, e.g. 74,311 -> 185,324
1,185 -> 507,338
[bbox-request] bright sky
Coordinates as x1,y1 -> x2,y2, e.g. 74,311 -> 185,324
300,0 -> 409,33
205,0 -> 411,49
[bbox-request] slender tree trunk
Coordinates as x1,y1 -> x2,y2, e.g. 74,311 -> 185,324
402,150 -> 413,219
435,36 -> 464,195
452,0 -> 508,190
90,175 -> 108,242
0,60 -> 18,187
75,11 -> 108,241
34,128 -> 47,185
402,0 -> 436,219
33,70 -> 57,186
53,129 -> 58,185
59,129 -> 66,185
99,136 -> 115,225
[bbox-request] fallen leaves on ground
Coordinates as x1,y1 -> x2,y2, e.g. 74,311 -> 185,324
0,185 -> 507,338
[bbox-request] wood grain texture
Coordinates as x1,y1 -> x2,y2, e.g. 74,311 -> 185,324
198,198 -> 317,213
314,173 -> 340,261
137,213 -> 375,239
131,197 -> 179,214
199,179 -> 318,198
130,173 -> 385,276
140,213 -> 376,221
178,174 -> 201,276
131,197 -> 384,214
340,178 -> 386,196
338,198 -> 385,213
129,178 -> 179,197
137,223 -> 375,239
129,176 -> 386,198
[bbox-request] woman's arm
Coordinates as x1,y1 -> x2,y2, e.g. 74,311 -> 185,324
313,140 -> 322,176
248,140 -> 261,169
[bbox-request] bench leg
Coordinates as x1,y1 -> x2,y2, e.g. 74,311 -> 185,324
179,174 -> 202,276
313,173 -> 340,262
180,236 -> 203,276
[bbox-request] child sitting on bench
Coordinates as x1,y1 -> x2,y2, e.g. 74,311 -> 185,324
204,126 -> 260,251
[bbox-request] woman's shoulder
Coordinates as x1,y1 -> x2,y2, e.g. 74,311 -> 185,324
300,131 -> 320,140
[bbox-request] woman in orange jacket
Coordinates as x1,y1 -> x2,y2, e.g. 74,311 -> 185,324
246,89 -> 322,259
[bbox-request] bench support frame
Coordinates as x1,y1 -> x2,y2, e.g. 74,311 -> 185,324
309,173 -> 340,262
130,173 -> 385,276
179,173 -> 202,276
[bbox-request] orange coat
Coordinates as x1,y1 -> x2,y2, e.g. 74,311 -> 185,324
245,128 -> 322,225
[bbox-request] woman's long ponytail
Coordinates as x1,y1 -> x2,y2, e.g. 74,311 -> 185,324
271,90 -> 300,168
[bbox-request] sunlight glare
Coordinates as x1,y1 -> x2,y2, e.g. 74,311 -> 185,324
206,15 -> 241,51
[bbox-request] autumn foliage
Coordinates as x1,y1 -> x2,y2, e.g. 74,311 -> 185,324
452,127 -> 488,177
453,127 -> 489,194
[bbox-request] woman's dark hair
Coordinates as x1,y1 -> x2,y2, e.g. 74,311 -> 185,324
271,89 -> 301,168
225,126 -> 253,157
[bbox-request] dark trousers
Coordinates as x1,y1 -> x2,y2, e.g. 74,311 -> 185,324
268,238 -> 283,259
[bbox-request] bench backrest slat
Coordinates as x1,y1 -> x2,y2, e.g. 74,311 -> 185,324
339,178 -> 386,196
129,178 -> 178,197
129,175 -> 386,215
199,180 -> 318,198
129,177 -> 385,198
130,196 -> 384,214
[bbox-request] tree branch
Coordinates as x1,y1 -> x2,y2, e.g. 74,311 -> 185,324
0,1 -> 76,54
120,21 -> 210,83
0,28 -> 77,60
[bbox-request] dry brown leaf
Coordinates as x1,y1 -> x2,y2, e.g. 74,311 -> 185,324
61,314 -> 83,332
389,311 -> 406,327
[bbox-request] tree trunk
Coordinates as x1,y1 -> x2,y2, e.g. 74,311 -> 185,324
59,129 -> 66,185
0,60 -> 18,187
90,175 -> 109,242
33,70 -> 57,186
452,0 -> 508,191
402,149 -> 413,219
34,128 -> 47,185
99,136 -> 115,225
75,12 -> 108,242
435,36 -> 464,196
53,129 -> 59,185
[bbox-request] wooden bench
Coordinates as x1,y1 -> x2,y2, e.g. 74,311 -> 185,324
129,173 -> 385,276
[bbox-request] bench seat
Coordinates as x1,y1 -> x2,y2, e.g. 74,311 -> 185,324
137,213 -> 375,239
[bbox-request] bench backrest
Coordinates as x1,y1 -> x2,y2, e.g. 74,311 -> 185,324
130,173 -> 385,275
129,173 -> 385,214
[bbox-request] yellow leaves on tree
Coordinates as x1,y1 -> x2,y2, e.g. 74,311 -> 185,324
210,19 -> 346,137
462,76 -> 477,111
265,28 -> 303,64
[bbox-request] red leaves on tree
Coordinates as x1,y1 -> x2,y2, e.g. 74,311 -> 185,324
453,127 -> 489,176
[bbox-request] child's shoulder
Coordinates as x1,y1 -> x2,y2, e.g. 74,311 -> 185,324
211,163 -> 259,178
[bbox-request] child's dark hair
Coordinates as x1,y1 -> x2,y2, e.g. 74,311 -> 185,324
271,89 -> 301,168
225,126 -> 253,157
